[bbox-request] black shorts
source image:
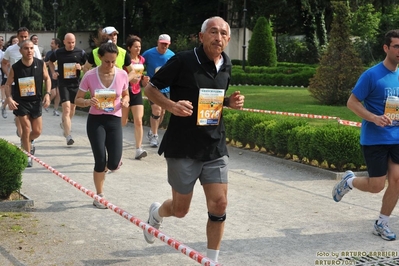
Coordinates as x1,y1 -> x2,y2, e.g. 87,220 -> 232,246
59,85 -> 78,104
51,79 -> 59,89
149,91 -> 170,105
361,144 -> 399,177
129,89 -> 143,106
13,99 -> 42,119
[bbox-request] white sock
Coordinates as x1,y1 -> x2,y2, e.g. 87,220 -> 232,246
206,249 -> 219,262
152,206 -> 163,222
378,214 -> 389,225
346,177 -> 355,189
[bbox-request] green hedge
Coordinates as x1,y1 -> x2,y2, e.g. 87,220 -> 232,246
224,109 -> 364,171
231,65 -> 316,87
0,139 -> 27,198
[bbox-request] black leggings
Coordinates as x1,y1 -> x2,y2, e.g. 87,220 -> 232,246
87,114 -> 123,172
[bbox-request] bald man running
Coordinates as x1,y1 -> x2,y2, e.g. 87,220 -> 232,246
49,33 -> 86,145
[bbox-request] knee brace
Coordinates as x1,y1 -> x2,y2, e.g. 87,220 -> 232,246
208,212 -> 226,222
151,113 -> 161,120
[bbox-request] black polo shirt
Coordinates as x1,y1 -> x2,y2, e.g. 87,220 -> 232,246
150,45 -> 232,161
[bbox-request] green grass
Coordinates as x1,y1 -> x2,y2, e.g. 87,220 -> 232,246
231,85 -> 362,124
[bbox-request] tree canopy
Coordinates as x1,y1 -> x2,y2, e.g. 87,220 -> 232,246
2,0 -> 399,61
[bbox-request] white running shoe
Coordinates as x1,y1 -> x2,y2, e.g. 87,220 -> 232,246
27,156 -> 33,168
66,135 -> 74,146
143,202 -> 163,244
332,170 -> 353,202
373,220 -> 396,241
150,135 -> 159,148
93,194 -> 107,209
135,148 -> 147,160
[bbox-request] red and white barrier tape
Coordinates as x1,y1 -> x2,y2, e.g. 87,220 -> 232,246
12,142 -> 219,266
237,107 -> 362,127
337,119 -> 362,127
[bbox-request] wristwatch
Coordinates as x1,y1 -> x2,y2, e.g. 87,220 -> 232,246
46,92 -> 51,96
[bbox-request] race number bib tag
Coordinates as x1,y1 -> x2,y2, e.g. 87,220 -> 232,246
18,76 -> 36,97
197,88 -> 224,126
63,63 -> 77,79
384,96 -> 399,126
95,89 -> 116,112
54,61 -> 58,71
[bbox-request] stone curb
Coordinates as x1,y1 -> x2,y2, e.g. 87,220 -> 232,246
0,192 -> 34,211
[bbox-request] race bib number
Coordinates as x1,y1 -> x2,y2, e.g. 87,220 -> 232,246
95,89 -> 116,112
54,60 -> 58,71
18,76 -> 36,97
63,63 -> 76,79
385,96 -> 399,126
197,88 -> 224,126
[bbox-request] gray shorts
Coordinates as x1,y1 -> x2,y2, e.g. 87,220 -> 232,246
166,155 -> 229,194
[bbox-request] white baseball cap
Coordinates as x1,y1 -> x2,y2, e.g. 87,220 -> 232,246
103,26 -> 119,35
158,34 -> 171,44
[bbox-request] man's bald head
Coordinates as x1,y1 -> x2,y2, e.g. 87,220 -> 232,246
63,33 -> 76,51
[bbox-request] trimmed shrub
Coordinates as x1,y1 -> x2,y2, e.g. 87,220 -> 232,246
315,125 -> 363,171
231,65 -> 316,87
248,17 -> 277,67
271,118 -> 308,155
223,109 -> 240,141
0,139 -> 27,198
233,112 -> 267,148
252,120 -> 272,149
264,120 -> 278,152
287,125 -> 314,160
223,110 -> 364,171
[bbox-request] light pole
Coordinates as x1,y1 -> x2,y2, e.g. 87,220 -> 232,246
123,0 -> 126,47
3,10 -> 8,44
242,0 -> 247,70
52,0 -> 59,38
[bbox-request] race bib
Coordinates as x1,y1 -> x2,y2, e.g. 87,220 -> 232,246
18,76 -> 36,97
384,96 -> 399,126
95,89 -> 116,112
197,88 -> 224,126
63,63 -> 76,79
